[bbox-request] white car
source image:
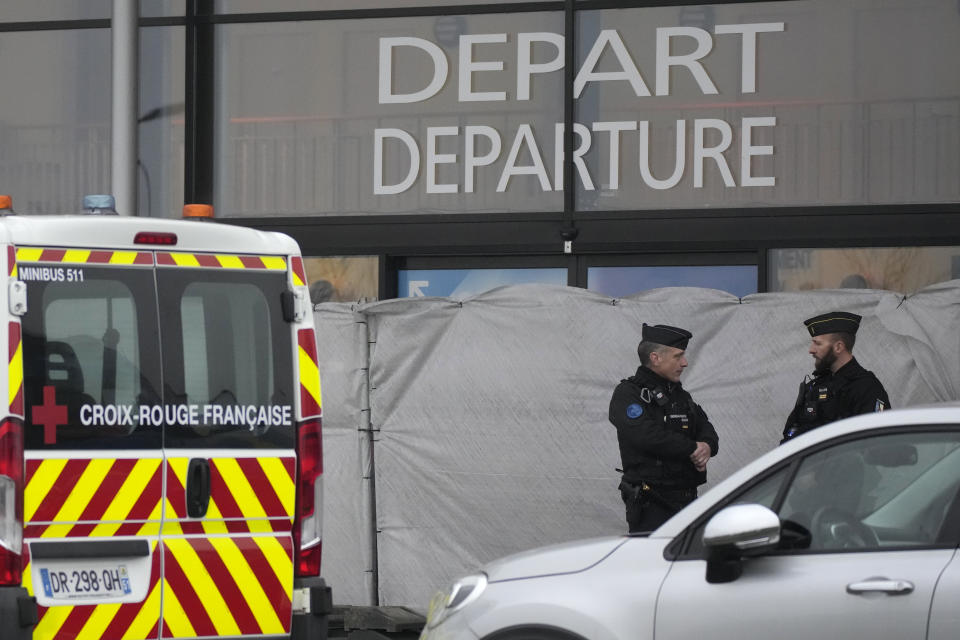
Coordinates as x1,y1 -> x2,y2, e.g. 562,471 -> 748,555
420,404 -> 960,640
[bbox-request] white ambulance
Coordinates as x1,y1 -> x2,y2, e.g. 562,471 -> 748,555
0,195 -> 330,640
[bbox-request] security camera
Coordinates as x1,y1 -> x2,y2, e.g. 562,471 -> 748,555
559,225 -> 579,241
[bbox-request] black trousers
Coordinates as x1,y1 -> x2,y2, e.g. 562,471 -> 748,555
622,486 -> 697,533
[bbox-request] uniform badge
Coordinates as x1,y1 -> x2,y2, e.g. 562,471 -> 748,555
626,404 -> 644,419
875,399 -> 886,412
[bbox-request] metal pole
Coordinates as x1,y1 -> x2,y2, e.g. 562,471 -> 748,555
112,0 -> 138,216
360,310 -> 379,607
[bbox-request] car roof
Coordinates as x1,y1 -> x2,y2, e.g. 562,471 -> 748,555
652,402 -> 960,538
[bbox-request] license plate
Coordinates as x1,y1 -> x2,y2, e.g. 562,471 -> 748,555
39,565 -> 132,599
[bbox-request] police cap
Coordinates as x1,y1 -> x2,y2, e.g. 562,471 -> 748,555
641,323 -> 692,350
804,311 -> 861,337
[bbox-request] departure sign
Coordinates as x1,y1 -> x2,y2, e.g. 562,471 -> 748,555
374,22 -> 784,196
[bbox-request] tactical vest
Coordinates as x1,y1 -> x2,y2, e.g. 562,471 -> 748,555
622,381 -> 704,488
788,374 -> 847,437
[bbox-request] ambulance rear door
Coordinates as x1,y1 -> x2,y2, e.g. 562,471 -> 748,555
18,247 -> 165,640
154,251 -> 297,639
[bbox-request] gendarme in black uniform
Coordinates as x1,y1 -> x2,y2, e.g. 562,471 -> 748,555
609,324 -> 719,533
782,311 -> 891,443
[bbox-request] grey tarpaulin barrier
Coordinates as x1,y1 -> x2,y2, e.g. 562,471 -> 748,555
315,282 -> 960,611
312,304 -> 374,606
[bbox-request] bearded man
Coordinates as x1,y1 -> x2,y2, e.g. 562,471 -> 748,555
781,311 -> 891,443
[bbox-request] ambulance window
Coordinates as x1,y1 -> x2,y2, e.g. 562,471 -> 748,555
21,268 -> 162,450
44,283 -> 139,405
158,270 -> 294,448
180,282 -> 274,406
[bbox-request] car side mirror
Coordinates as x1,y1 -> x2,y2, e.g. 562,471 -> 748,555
703,504 -> 781,584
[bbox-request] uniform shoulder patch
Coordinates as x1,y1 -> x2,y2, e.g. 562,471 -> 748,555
875,399 -> 886,412
626,403 -> 644,419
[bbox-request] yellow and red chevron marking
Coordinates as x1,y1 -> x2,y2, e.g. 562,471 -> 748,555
164,456 -> 295,534
8,321 -> 23,416
156,251 -> 287,271
16,247 -> 153,266
23,542 -> 162,640
8,244 -> 16,276
298,329 -> 322,418
25,457 -> 164,537
161,535 -> 293,638
291,255 -> 306,287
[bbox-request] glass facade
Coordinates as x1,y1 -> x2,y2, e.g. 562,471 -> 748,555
215,0 -> 557,11
588,265 -> 758,298
0,0 -> 956,298
142,1 -> 185,17
304,256 -> 380,303
140,26 -> 185,219
0,25 -> 183,217
0,3 -> 110,21
397,268 -> 567,298
0,29 -> 111,214
575,1 -> 960,211
214,12 -> 566,217
769,247 -> 960,293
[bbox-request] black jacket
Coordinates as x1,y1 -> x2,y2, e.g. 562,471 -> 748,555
609,366 -> 719,489
782,357 -> 891,443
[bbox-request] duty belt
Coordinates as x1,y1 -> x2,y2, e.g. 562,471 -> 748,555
621,481 -> 695,510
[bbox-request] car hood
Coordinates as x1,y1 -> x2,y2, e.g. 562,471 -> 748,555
483,535 -> 632,583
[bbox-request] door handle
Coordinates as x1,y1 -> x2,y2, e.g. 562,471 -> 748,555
186,458 -> 211,518
846,578 -> 914,595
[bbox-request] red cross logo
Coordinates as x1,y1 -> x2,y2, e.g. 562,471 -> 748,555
32,385 -> 67,445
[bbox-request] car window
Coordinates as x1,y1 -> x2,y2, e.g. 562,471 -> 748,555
780,431 -> 960,551
734,466 -> 791,510
682,429 -> 960,558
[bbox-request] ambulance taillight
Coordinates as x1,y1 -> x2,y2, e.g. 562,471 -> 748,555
294,417 -> 323,576
0,418 -> 23,585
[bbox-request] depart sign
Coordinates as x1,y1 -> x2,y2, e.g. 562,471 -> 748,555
374,23 -> 784,196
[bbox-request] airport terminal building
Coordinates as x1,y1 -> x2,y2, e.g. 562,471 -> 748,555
1,0 -> 958,301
